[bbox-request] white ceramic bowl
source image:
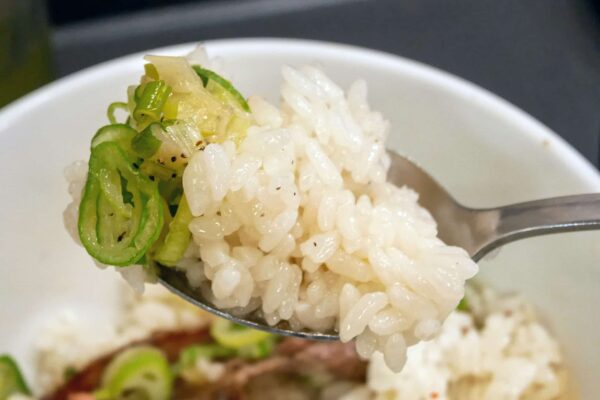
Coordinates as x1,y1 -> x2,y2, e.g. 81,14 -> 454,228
0,39 -> 598,396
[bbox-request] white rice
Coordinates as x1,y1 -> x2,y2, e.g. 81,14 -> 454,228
64,62 -> 479,372
31,285 -> 570,399
33,285 -> 210,395
366,286 -> 570,400
177,65 -> 478,370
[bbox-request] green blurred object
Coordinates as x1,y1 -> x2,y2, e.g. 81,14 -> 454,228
0,0 -> 53,108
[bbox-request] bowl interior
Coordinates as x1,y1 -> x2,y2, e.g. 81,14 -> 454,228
0,39 -> 598,396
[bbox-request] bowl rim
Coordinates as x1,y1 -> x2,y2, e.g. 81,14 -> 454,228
1,37 -> 598,187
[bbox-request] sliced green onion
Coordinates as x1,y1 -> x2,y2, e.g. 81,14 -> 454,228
139,161 -> 176,182
457,296 -> 469,312
162,97 -> 179,120
210,319 -> 272,350
132,123 -> 163,158
144,63 -> 159,80
107,102 -> 129,124
161,120 -> 203,157
133,80 -> 172,127
63,366 -> 77,380
192,65 -> 250,112
127,85 -> 138,117
99,346 -> 172,400
78,142 -> 164,266
154,196 -> 193,267
94,157 -> 134,219
225,114 -> 254,145
158,179 -> 183,206
92,387 -> 112,400
0,354 -> 31,398
161,119 -> 178,128
237,336 -> 277,360
177,344 -> 235,371
134,83 -> 146,103
91,124 -> 137,153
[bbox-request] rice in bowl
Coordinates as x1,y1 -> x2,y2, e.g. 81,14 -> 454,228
28,284 -> 572,399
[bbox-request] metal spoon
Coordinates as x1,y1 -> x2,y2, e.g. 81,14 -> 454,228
157,150 -> 600,340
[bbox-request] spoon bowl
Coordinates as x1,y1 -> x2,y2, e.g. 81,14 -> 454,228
159,150 -> 600,339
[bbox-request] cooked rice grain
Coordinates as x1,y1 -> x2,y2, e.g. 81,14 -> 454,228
177,66 -> 478,370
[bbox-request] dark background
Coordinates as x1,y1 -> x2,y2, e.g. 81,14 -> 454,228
48,0 -> 600,168
47,0 -> 212,25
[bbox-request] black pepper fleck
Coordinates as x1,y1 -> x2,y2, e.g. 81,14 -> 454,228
117,232 -> 126,242
313,242 -> 317,247
149,175 -> 155,181
171,156 -> 177,162
276,186 -> 281,191
171,173 -> 177,178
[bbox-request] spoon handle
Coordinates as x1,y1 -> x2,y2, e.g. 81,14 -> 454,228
472,194 -> 600,261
